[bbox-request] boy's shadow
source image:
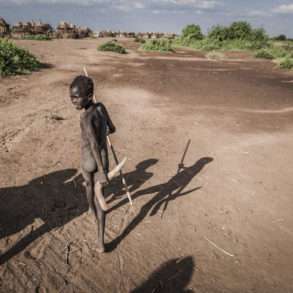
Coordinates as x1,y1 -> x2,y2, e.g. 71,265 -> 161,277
107,157 -> 213,251
0,159 -> 158,264
0,169 -> 87,264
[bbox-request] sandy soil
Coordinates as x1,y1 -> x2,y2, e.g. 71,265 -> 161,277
0,38 -> 293,293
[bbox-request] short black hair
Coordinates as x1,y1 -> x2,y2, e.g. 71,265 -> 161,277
70,75 -> 94,98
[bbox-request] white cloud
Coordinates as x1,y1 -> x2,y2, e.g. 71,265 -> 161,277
0,0 -> 102,4
273,3 -> 293,14
246,10 -> 272,17
113,1 -> 145,11
173,0 -> 218,9
0,0 -> 219,10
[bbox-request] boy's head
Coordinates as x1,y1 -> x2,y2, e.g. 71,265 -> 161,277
70,75 -> 94,110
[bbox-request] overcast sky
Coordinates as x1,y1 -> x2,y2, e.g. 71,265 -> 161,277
1,0 -> 293,37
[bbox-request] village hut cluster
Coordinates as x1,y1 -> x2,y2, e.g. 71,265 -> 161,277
11,21 -> 53,38
0,17 -> 177,40
0,17 -> 92,39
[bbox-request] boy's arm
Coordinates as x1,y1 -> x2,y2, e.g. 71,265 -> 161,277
99,103 -> 116,134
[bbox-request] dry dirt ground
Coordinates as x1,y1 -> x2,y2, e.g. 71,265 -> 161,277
0,38 -> 293,293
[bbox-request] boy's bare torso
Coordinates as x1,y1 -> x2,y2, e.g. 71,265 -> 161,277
80,103 -> 108,174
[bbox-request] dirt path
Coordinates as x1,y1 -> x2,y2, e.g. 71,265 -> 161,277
1,39 -> 293,293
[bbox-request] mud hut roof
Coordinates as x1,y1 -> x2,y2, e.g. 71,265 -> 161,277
14,21 -> 23,27
58,21 -> 69,29
23,22 -> 32,27
0,17 -> 9,26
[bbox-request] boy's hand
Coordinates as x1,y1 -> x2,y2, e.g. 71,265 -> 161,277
178,163 -> 185,170
107,125 -> 116,135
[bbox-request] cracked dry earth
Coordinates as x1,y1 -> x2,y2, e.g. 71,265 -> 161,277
0,39 -> 293,293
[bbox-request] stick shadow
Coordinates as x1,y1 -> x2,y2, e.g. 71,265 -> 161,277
107,157 -> 213,252
105,158 -> 158,202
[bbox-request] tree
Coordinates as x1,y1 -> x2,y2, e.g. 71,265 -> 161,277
228,21 -> 252,40
208,25 -> 230,41
182,24 -> 204,41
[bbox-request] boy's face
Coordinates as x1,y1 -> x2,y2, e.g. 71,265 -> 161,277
70,84 -> 93,110
71,95 -> 91,110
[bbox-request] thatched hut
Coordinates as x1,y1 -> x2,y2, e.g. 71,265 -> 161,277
0,17 -> 10,37
141,32 -> 151,39
76,26 -> 92,38
11,20 -> 53,38
164,33 -> 177,39
56,21 -> 78,39
98,30 -> 115,38
31,21 -> 53,36
11,21 -> 33,38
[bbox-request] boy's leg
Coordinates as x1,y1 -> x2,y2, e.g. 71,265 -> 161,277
81,169 -> 95,214
94,180 -> 106,253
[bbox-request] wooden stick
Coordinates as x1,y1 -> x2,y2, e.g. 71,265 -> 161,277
204,237 -> 234,257
177,139 -> 191,173
83,66 -> 133,206
107,136 -> 133,206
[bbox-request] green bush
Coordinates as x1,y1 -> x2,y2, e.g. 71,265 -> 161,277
98,41 -> 127,54
268,46 -> 289,58
195,38 -> 222,51
280,57 -> 293,69
255,49 -> 274,59
221,39 -> 255,50
142,39 -> 174,52
22,34 -> 51,41
248,28 -> 269,49
228,21 -> 252,40
208,25 -> 230,42
181,24 -> 204,42
0,39 -> 41,76
274,34 -> 287,41
207,23 -> 268,49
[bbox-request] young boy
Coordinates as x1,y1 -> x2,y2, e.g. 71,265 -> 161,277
70,75 -> 121,252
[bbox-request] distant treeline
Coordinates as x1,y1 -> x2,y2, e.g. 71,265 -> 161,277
174,22 -> 293,69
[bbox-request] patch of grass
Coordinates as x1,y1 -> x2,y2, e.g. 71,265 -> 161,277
268,44 -> 290,58
220,39 -> 264,50
141,39 -> 174,52
0,39 -> 41,76
206,51 -> 225,60
255,49 -> 274,59
98,41 -> 127,54
255,43 -> 293,60
177,38 -> 262,52
22,34 -> 52,41
279,57 -> 293,69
